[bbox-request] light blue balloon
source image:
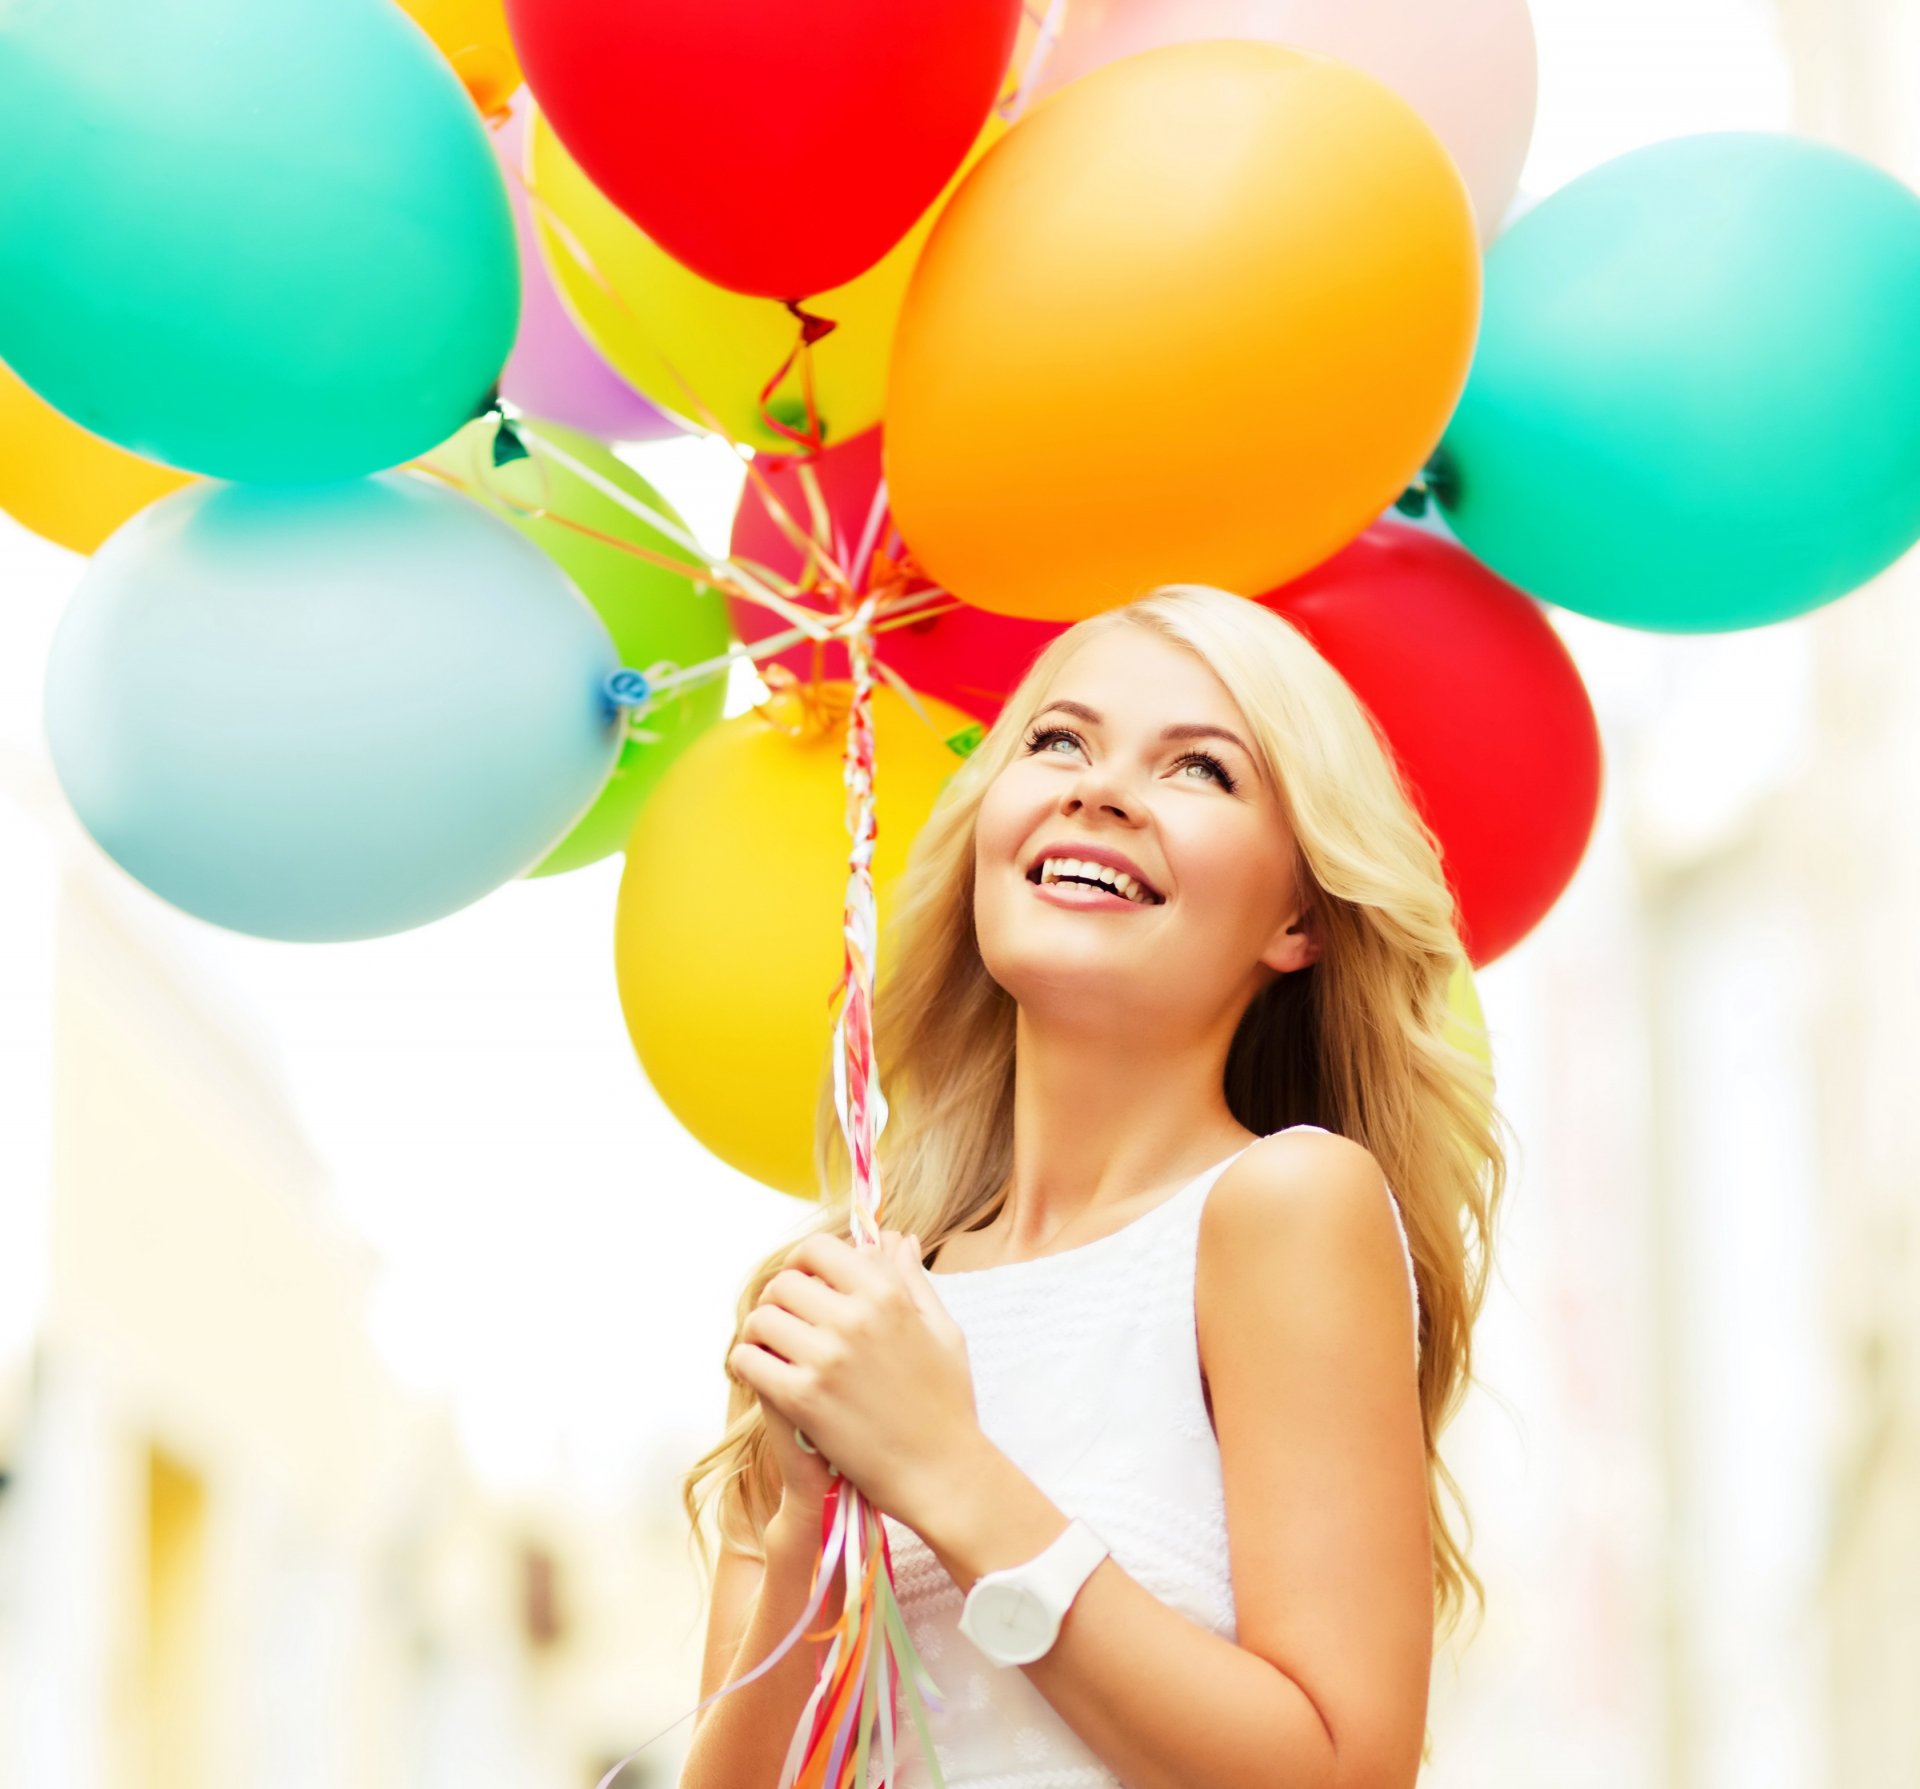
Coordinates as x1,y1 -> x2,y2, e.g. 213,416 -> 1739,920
1434,131 -> 1920,633
0,0 -> 518,483
44,476 -> 626,941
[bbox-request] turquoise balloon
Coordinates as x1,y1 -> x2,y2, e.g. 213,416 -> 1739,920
0,0 -> 518,484
44,477 -> 625,942
1433,132 -> 1920,633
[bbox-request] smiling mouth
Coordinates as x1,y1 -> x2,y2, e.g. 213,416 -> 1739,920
1025,857 -> 1165,906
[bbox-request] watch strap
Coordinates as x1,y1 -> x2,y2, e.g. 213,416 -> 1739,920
1027,1516 -> 1111,1613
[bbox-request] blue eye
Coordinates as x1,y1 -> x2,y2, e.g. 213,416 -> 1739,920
1174,750 -> 1238,792
1022,724 -> 1081,756
1021,725 -> 1239,793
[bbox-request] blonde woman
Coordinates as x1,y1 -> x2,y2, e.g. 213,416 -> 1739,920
681,585 -> 1506,1789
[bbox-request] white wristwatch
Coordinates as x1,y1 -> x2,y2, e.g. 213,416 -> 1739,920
958,1517 -> 1111,1667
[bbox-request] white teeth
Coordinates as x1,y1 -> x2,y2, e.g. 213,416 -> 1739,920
1037,856 -> 1157,904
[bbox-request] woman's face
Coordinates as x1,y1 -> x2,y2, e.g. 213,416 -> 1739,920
973,626 -> 1319,1027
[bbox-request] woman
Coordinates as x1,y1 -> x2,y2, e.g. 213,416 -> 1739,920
680,585 -> 1507,1788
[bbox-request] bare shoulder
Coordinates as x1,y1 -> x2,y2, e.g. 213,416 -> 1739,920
1204,1124 -> 1396,1244
1194,1126 -> 1431,1778
1197,1126 -> 1416,1374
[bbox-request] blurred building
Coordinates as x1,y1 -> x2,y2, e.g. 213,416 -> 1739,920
1778,7 -> 1920,1785
1426,8 -> 1920,1783
0,759 -> 705,1789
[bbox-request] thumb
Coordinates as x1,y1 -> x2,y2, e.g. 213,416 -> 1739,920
887,1229 -> 941,1313
905,1232 -> 952,1320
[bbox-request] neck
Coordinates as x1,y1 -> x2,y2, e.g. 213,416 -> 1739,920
996,996 -> 1253,1249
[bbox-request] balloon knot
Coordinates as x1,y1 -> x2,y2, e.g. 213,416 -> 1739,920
1394,451 -> 1457,519
490,415 -> 531,469
605,668 -> 652,708
784,298 -> 839,347
944,722 -> 986,759
753,663 -> 851,742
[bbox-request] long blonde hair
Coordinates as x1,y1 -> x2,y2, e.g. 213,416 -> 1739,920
682,584 -> 1509,1660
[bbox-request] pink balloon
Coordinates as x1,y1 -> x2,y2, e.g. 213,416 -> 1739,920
1034,0 -> 1537,245
491,98 -> 683,441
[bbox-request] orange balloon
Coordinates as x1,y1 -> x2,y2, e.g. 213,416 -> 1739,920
0,357 -> 193,555
394,0 -> 523,116
885,42 -> 1481,621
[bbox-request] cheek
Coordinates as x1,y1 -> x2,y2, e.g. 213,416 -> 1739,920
1172,826 -> 1289,937
974,768 -> 1041,870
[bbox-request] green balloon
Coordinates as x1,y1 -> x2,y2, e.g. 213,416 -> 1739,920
421,417 -> 734,876
0,0 -> 518,483
1434,132 -> 1920,633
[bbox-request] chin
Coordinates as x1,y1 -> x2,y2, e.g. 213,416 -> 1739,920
976,916 -> 1143,1006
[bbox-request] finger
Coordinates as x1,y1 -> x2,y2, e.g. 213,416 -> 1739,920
890,1232 -> 945,1318
762,1264 -> 857,1328
878,1228 -> 918,1280
729,1338 -> 809,1410
788,1230 -> 894,1299
743,1303 -> 831,1371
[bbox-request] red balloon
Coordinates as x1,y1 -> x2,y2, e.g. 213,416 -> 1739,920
504,0 -> 1024,299
1262,522 -> 1602,966
729,428 -> 1069,721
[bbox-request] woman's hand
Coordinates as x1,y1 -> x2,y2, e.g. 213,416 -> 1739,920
752,1371 -> 840,1531
731,1227 -> 983,1534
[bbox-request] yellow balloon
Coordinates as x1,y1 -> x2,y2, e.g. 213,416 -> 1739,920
0,357 -> 194,555
886,41 -> 1482,620
1441,954 -> 1498,1175
616,684 -> 975,1197
392,0 -> 522,116
526,108 -> 1002,452
1444,955 -> 1493,1079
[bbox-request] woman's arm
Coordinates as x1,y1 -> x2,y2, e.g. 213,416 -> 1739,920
682,1502 -> 848,1789
909,1131 -> 1430,1789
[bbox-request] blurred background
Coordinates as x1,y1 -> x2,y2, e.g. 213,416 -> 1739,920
3,0 -> 1918,1785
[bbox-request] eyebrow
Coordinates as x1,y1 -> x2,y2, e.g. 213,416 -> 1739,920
1031,698 -> 1254,759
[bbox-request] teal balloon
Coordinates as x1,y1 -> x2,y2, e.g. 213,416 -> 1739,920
44,477 -> 624,942
0,0 -> 518,484
1434,132 -> 1920,632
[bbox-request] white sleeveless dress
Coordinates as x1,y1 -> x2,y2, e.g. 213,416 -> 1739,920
879,1123 -> 1421,1788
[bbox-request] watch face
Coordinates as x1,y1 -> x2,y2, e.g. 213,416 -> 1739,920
976,1583 -> 1053,1658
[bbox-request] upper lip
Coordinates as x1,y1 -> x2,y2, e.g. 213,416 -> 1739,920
1025,840 -> 1166,902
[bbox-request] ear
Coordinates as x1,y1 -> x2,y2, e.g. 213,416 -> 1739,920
1258,900 -> 1321,977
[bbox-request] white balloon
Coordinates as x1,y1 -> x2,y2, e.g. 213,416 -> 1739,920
1033,0 -> 1537,245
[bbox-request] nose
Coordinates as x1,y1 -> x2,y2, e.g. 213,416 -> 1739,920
1062,758 -> 1136,822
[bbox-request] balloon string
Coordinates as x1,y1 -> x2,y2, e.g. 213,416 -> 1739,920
498,122 -> 848,540
1001,0 -> 1068,121
757,300 -> 838,456
496,104 -> 910,588
452,101 -> 963,1784
483,415 -> 830,636
406,439 -> 961,753
429,410 -> 963,735
775,575 -> 960,1788
640,573 -> 951,1789
585,1474 -> 858,1789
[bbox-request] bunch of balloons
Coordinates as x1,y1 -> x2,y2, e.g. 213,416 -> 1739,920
0,0 -> 737,946
7,0 -> 1920,1197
